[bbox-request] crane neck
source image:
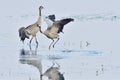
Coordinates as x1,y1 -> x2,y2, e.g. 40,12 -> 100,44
39,9 -> 42,16
36,9 -> 42,25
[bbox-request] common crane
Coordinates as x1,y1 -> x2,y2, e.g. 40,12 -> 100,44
39,14 -> 74,49
19,6 -> 43,46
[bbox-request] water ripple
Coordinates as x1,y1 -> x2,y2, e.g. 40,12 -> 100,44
1,13 -> 120,22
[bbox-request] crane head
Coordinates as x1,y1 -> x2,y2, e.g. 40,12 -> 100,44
45,14 -> 55,22
39,6 -> 44,10
48,14 -> 55,22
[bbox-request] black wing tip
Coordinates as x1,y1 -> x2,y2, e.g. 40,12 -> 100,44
62,18 -> 74,22
68,18 -> 74,21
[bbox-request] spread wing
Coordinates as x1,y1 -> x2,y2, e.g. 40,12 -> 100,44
48,18 -> 74,34
55,18 -> 74,33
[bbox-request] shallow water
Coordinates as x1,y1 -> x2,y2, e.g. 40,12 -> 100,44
0,13 -> 120,80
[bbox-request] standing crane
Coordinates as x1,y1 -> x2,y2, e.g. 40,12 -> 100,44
39,14 -> 74,49
18,6 -> 43,46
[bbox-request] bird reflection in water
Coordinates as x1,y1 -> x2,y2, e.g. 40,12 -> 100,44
19,45 -> 65,80
20,44 -> 38,55
19,45 -> 42,80
20,58 -> 42,80
42,62 -> 65,80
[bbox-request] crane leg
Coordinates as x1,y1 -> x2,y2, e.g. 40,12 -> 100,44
53,38 -> 59,48
40,74 -> 42,80
35,37 -> 38,47
29,37 -> 33,45
49,39 -> 54,50
29,43 -> 32,51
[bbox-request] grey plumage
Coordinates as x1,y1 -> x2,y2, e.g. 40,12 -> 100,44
18,27 -> 29,42
40,15 -> 74,49
56,18 -> 74,33
18,6 -> 43,45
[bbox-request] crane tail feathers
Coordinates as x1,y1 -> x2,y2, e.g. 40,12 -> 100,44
19,27 -> 29,42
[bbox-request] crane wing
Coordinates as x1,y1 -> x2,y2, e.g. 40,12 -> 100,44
55,18 -> 74,33
45,17 -> 74,34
